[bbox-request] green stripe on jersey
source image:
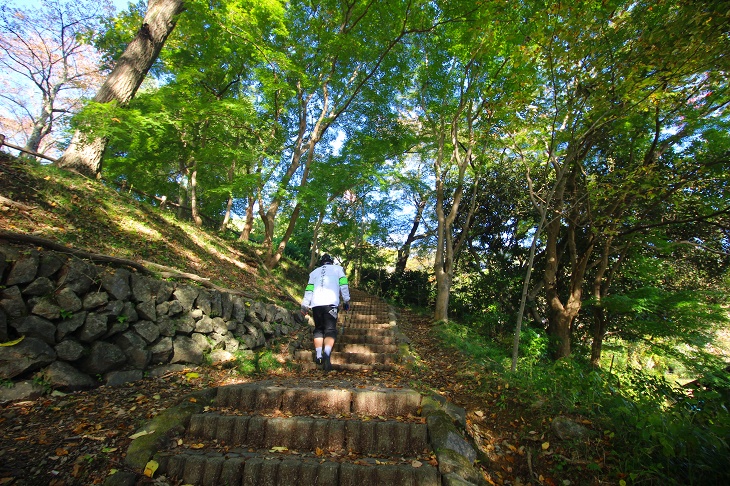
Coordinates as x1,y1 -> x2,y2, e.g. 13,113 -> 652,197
339,276 -> 348,285
305,284 -> 314,291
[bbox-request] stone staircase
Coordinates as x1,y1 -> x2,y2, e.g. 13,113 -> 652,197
150,382 -> 440,485
292,290 -> 403,372
114,292 -> 484,486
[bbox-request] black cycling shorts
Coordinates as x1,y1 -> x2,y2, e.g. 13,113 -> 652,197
312,305 -> 338,339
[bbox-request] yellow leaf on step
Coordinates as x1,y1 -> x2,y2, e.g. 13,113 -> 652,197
542,442 -> 550,450
143,460 -> 158,478
129,429 -> 154,440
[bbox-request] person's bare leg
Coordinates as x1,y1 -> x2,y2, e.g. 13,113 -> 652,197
323,336 -> 335,351
314,336 -> 324,363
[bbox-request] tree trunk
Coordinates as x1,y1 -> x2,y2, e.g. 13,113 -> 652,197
220,195 -> 233,231
433,264 -> 451,322
590,307 -> 608,366
25,97 -> 53,154
308,210 -> 326,271
589,238 -> 624,367
238,195 -> 255,242
220,161 -> 235,231
266,202 -> 301,269
190,162 -> 202,226
177,158 -> 189,220
57,0 -> 185,177
395,198 -> 426,274
259,201 -> 276,253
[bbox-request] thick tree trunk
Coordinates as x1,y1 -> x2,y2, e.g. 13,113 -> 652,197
57,0 -> 185,177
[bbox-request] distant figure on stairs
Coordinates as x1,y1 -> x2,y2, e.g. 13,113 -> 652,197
300,254 -> 351,372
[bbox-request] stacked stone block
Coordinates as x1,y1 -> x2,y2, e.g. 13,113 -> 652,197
0,243 -> 304,396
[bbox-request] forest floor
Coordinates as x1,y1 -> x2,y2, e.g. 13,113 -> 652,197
0,155 -> 610,485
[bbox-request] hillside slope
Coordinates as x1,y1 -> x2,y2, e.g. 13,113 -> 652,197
0,154 -> 306,306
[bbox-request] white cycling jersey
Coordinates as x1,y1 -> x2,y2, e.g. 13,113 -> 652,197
302,263 -> 350,308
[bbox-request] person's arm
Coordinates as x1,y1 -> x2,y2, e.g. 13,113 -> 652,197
301,274 -> 314,314
338,267 -> 350,310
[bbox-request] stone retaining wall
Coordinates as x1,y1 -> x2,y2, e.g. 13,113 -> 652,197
0,243 -> 305,399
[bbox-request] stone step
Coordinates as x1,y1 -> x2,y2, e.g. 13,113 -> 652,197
187,414 -> 430,456
297,361 -> 395,372
336,334 -> 399,345
344,322 -> 395,330
340,327 -> 396,337
157,453 -> 440,486
215,384 -> 422,417
299,342 -> 398,354
293,350 -> 396,366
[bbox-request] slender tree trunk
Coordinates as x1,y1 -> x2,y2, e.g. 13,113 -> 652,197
190,162 -> 202,226
512,157 -> 566,371
433,132 -> 451,322
590,307 -> 608,366
395,198 -> 426,274
239,195 -> 255,241
266,136 -> 318,269
177,157 -> 188,220
57,0 -> 185,177
25,96 -> 54,154
260,202 -> 275,251
511,214 -> 546,372
267,202 -> 301,268
220,161 -> 236,231
221,195 -> 233,231
308,210 -> 326,270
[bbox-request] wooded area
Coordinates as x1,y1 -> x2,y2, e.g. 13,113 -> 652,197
2,1 -> 729,482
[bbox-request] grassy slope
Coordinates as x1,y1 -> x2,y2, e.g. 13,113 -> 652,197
0,153 -> 308,307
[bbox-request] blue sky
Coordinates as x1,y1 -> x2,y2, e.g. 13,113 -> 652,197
11,0 -> 134,12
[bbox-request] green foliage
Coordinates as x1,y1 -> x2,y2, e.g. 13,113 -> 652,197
234,349 -> 282,376
360,269 -> 434,309
506,357 -> 730,485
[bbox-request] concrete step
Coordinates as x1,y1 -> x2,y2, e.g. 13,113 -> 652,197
158,453 -> 440,486
215,384 -> 422,417
187,414 -> 430,456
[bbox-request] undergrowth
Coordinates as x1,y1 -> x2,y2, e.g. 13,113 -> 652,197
434,319 -> 730,485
